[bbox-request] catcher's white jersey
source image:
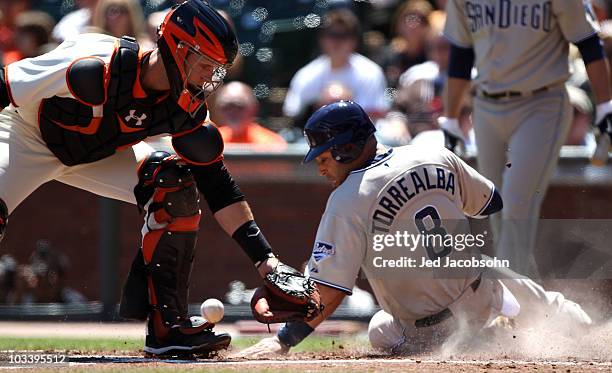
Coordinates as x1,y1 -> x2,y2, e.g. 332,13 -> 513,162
306,145 -> 495,321
443,0 -> 599,92
5,33 -> 121,126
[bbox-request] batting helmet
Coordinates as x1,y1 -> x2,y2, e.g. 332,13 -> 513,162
303,100 -> 376,164
157,0 -> 238,117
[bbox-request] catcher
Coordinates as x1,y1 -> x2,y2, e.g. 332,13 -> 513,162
0,0 -> 320,357
240,101 -> 592,356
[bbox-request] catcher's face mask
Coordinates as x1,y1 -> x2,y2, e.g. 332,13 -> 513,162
176,42 -> 230,117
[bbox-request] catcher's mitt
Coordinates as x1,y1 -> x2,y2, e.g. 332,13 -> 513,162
251,263 -> 322,324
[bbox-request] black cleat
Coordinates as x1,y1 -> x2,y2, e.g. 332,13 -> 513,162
144,317 -> 231,357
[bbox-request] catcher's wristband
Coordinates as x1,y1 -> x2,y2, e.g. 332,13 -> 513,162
277,321 -> 314,347
232,220 -> 274,265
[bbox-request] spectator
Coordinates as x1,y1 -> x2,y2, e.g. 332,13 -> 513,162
379,79 -> 436,147
377,78 -> 476,151
52,0 -> 98,42
280,81 -> 355,143
90,0 -> 153,49
379,0 -> 432,88
0,254 -> 17,304
399,12 -> 449,94
317,81 -> 354,108
0,0 -> 31,55
213,81 -> 287,150
16,240 -> 86,304
3,11 -> 56,65
283,8 -> 388,125
146,10 -> 167,43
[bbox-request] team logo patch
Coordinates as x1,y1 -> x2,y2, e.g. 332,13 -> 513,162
313,241 -> 334,262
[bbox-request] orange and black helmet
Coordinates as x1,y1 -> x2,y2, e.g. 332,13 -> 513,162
157,0 -> 238,117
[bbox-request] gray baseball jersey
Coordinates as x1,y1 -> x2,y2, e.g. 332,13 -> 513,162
305,145 -> 495,321
443,0 -> 599,92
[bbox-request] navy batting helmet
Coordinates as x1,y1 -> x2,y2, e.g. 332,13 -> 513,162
303,101 -> 376,164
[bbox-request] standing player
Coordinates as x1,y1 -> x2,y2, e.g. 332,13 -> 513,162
440,0 -> 612,276
238,101 -> 592,356
0,0 -> 317,357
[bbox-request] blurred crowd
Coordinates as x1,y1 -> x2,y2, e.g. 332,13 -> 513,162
0,239 -> 85,304
1,0 -> 610,152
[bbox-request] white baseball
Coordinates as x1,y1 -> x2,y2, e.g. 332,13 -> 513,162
200,298 -> 224,323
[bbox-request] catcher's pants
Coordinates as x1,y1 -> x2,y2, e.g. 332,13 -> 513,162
472,85 -> 572,277
0,105 -> 171,213
368,267 -> 592,352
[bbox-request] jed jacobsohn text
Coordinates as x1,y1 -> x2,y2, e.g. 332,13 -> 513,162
372,232 -> 486,252
373,256 -> 510,269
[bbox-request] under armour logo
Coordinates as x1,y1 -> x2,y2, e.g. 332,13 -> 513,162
124,110 -> 147,126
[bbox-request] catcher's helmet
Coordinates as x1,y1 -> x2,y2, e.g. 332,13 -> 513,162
157,0 -> 238,117
303,100 -> 376,164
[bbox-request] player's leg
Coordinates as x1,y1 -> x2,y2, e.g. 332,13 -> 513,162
500,277 -> 592,330
472,98 -> 512,247
0,107 -> 65,241
496,89 -> 572,276
368,309 -> 454,354
56,142 -> 231,356
487,266 -> 592,332
368,310 -> 407,352
134,150 -> 230,356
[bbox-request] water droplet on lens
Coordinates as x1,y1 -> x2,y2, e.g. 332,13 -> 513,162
253,84 -> 270,98
255,48 -> 273,62
304,13 -> 321,28
252,7 -> 269,22
239,42 -> 254,56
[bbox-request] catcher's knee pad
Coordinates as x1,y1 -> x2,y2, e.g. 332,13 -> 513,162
120,151 -> 201,327
0,198 -> 7,243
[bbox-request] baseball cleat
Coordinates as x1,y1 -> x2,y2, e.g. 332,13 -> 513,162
144,317 -> 231,358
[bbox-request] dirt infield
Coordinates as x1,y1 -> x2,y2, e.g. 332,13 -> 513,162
4,354 -> 612,372
2,321 -> 612,372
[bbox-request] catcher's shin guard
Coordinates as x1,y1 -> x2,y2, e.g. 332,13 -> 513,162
0,198 -> 7,243
120,152 -> 200,328
122,152 -> 231,356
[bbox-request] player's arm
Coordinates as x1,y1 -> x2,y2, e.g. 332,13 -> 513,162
439,0 -> 474,145
556,0 -> 612,140
479,188 -> 503,216
580,40 -> 612,142
444,148 -> 501,218
171,123 -> 277,274
189,160 -> 278,276
439,74 -> 472,149
444,44 -> 473,120
238,212 -> 365,357
2,42 -> 83,109
236,283 -> 346,357
279,283 -> 346,346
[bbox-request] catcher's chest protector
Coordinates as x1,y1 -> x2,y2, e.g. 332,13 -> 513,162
38,37 -> 207,166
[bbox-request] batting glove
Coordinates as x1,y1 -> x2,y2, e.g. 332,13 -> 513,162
437,116 -> 465,153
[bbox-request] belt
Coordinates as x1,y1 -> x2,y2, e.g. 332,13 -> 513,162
414,274 -> 482,328
479,86 -> 549,100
